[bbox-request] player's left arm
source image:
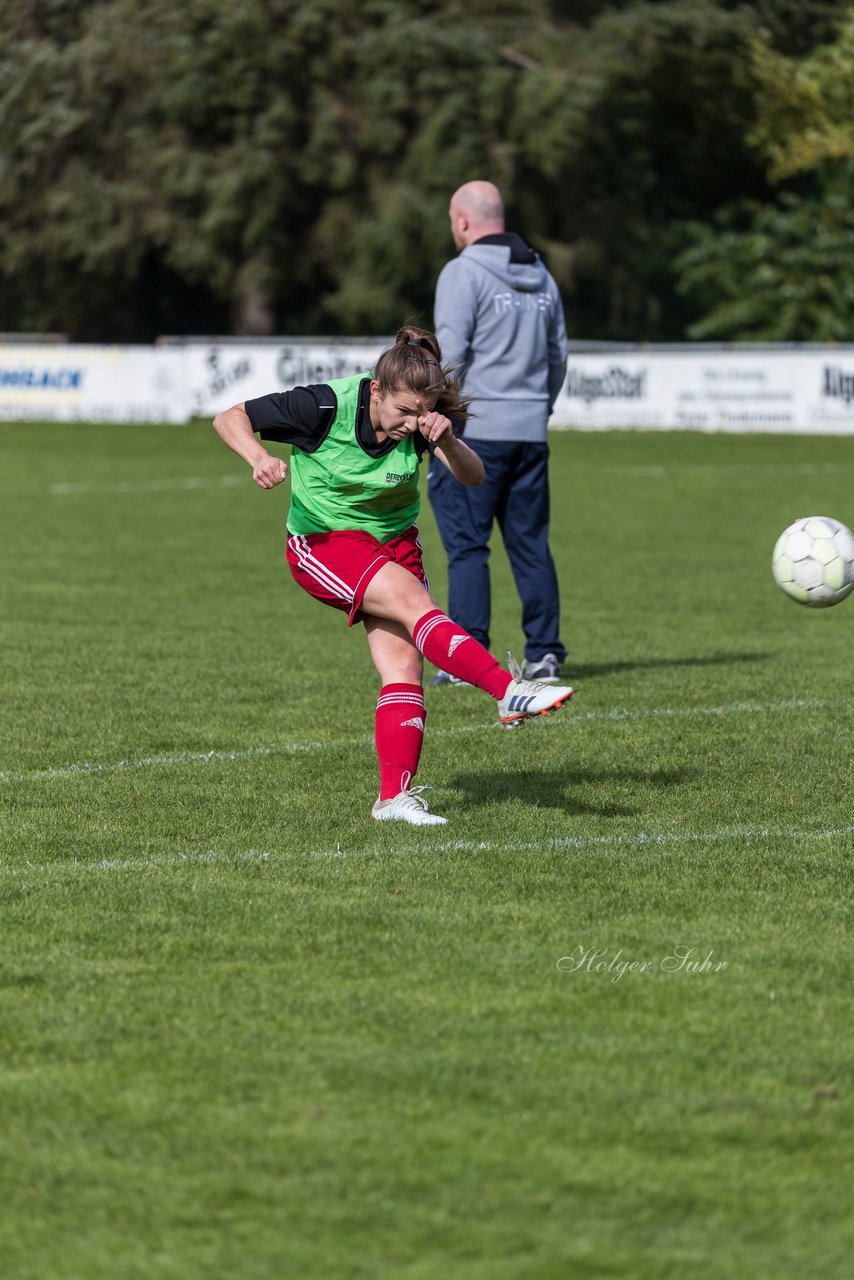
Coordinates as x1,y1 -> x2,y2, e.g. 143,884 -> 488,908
418,412 -> 484,486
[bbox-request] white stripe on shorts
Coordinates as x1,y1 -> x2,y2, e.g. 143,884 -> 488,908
352,553 -> 390,606
412,525 -> 430,594
289,535 -> 354,603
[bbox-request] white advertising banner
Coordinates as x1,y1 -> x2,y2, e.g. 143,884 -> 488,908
182,338 -> 392,418
3,339 -> 854,433
187,341 -> 854,434
550,349 -> 854,433
0,344 -> 184,423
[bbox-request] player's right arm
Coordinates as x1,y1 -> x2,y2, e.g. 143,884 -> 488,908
213,403 -> 288,489
213,385 -> 335,490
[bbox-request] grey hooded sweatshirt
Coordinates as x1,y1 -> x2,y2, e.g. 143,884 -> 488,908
434,232 -> 568,442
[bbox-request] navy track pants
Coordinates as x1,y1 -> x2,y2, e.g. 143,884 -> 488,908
427,438 -> 566,663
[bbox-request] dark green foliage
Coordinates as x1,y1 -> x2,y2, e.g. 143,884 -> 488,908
726,0 -> 852,54
1,0 -> 852,341
675,12 -> 854,341
0,0 -> 517,338
676,179 -> 854,341
511,1 -> 770,339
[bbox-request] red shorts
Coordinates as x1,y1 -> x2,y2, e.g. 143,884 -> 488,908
285,525 -> 429,625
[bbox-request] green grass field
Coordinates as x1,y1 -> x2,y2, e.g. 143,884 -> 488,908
1,421 -> 852,1279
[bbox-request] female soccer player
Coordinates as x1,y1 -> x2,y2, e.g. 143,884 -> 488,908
213,326 -> 573,825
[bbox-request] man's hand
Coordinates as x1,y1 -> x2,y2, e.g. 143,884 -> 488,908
252,453 -> 289,489
417,411 -> 453,446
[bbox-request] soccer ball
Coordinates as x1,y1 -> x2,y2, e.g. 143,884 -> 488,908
771,516 -> 854,608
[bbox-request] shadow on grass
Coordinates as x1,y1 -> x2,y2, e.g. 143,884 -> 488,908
567,651 -> 772,682
447,765 -> 698,817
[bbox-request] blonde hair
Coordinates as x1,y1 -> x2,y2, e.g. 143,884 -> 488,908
374,325 -> 469,421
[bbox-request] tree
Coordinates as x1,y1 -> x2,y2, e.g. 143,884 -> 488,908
675,10 -> 854,341
1,0 -> 848,341
508,1 -> 770,339
0,0 -> 519,337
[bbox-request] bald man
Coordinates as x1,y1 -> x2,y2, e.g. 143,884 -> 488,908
428,181 -> 569,686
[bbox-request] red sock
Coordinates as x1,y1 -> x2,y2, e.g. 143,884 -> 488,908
375,684 -> 426,800
412,610 -> 511,699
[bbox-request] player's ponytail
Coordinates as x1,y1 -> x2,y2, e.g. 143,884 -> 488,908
374,325 -> 469,422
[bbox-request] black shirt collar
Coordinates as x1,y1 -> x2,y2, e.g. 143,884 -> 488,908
472,231 -> 537,264
355,377 -> 397,457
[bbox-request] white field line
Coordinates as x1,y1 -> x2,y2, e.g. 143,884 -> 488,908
415,825 -> 854,856
571,461 -> 854,479
2,822 -> 853,878
1,460 -> 851,497
2,849 -> 275,876
0,475 -> 244,496
0,740 -> 327,785
1,696 -> 850,788
49,475 -> 244,496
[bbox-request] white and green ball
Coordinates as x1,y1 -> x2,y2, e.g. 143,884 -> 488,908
772,516 -> 854,608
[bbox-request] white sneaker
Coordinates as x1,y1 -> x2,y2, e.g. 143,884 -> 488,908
522,652 -> 561,683
427,670 -> 467,687
371,784 -> 448,826
497,653 -> 574,726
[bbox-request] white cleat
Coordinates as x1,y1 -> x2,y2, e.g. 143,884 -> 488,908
497,653 -> 574,727
371,785 -> 448,826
